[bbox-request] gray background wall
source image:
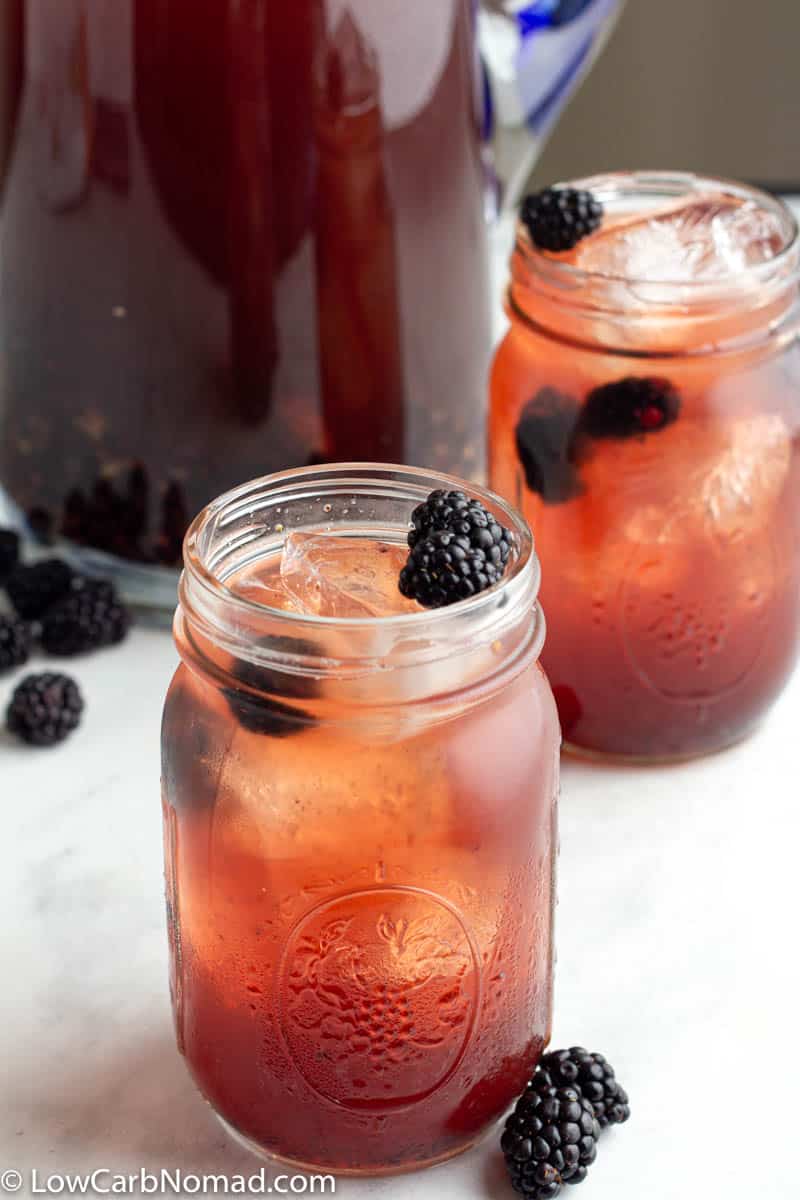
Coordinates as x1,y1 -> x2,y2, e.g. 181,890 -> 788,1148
533,0 -> 800,189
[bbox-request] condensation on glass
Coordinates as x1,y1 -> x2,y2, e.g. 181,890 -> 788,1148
490,172 -> 800,760
161,464 -> 559,1172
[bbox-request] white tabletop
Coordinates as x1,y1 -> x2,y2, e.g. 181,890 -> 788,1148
2,626 -> 798,1200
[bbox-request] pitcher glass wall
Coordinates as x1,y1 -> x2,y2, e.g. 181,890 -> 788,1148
0,1 -> 623,608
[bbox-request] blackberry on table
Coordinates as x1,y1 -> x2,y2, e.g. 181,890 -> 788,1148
538,1048 -> 631,1129
0,616 -> 30,672
581,377 -> 681,439
0,528 -> 21,579
5,558 -> 75,619
521,187 -> 603,253
501,1083 -> 600,1198
6,672 -> 84,746
399,527 -> 506,609
515,389 -> 584,504
40,578 -> 130,656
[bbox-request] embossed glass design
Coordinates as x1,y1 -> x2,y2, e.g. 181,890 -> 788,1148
490,173 -> 800,760
161,465 -> 559,1173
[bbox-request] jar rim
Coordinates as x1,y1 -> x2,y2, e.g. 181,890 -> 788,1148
516,170 -> 799,297
183,462 -> 537,628
178,465 -> 543,689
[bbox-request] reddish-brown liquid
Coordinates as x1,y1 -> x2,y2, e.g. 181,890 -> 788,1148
0,2 -> 489,564
161,551 -> 558,1171
491,277 -> 800,759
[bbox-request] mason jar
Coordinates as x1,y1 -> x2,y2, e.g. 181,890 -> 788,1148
161,464 -> 559,1173
490,172 -> 800,761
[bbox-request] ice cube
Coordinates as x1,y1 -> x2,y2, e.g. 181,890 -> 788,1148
575,414 -> 791,570
575,198 -> 787,285
280,532 -> 419,618
233,575 -> 298,611
576,209 -> 701,283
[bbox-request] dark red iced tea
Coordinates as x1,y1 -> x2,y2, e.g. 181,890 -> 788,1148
162,474 -> 558,1172
491,174 -> 800,758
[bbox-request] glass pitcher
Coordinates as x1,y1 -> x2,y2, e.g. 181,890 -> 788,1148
0,0 -> 623,611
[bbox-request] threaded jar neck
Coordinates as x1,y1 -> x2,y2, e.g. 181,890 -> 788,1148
176,464 -> 544,710
509,171 -> 800,356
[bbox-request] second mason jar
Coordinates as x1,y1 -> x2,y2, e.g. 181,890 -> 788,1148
161,465 -> 559,1173
491,171 -> 800,761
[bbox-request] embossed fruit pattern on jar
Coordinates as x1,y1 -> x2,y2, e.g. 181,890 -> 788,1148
161,467 -> 558,1172
490,173 -> 800,760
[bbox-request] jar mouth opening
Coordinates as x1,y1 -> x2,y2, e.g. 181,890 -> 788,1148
517,170 -> 799,296
181,463 -> 538,636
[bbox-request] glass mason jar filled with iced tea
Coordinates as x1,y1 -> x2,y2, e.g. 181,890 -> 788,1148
490,172 -> 800,760
161,465 -> 559,1173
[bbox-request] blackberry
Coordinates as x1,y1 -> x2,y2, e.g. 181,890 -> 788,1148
6,672 -> 84,746
62,466 -> 153,562
399,528 -> 505,609
581,377 -> 681,439
408,490 -> 511,563
223,637 -> 319,739
407,489 -> 456,545
223,692 -> 312,738
0,616 -> 30,673
40,578 -> 131,656
27,506 -> 54,545
5,558 -> 75,619
521,187 -> 603,253
501,1083 -> 600,1198
538,1048 -> 630,1129
407,487 -> 513,600
516,389 -> 585,504
0,528 -> 21,579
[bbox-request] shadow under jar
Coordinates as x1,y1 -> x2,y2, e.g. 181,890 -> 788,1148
490,172 -> 800,761
161,464 -> 559,1174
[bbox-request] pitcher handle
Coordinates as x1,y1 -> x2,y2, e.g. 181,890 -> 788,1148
478,0 -> 626,216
